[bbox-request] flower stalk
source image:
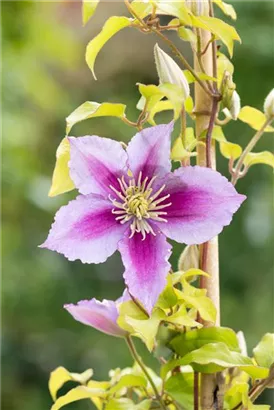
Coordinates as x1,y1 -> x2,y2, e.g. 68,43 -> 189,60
125,336 -> 167,410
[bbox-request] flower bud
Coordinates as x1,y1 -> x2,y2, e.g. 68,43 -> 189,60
154,43 -> 190,99
237,331 -> 247,356
223,90 -> 241,120
178,245 -> 199,274
185,0 -> 208,16
264,88 -> 274,119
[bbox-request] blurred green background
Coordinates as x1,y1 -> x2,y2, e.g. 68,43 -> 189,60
2,1 -> 273,409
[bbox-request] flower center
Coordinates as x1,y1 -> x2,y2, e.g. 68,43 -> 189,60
109,172 -> 171,240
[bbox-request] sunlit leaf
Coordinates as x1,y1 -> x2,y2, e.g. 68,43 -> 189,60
224,382 -> 249,409
105,398 -> 151,410
51,386 -> 104,410
138,82 -> 185,121
86,16 -> 132,79
190,15 -> 241,57
48,138 -> 75,197
157,275 -> 178,309
165,373 -> 194,410
118,301 -> 163,351
164,304 -> 201,329
175,282 -> 217,323
147,100 -> 174,125
66,101 -> 126,134
49,367 -> 94,401
154,1 -> 192,25
108,374 -> 147,395
82,0 -> 100,26
238,106 -> 274,132
200,125 -> 227,143
131,0 -> 153,19
213,0 -> 237,20
184,70 -> 217,84
253,333 -> 274,368
178,26 -> 196,43
220,141 -> 242,160
243,152 -> 274,169
172,269 -> 210,286
170,327 -> 240,358
217,52 -> 234,87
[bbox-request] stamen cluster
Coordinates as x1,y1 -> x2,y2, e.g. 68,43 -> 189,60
110,172 -> 171,239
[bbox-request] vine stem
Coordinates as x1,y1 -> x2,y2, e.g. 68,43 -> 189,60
125,336 -> 167,410
231,116 -> 274,185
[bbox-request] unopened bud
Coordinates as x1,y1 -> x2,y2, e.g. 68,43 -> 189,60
154,44 -> 190,99
178,245 -> 199,274
264,88 -> 274,119
185,0 -> 208,16
223,90 -> 241,120
237,331 -> 247,356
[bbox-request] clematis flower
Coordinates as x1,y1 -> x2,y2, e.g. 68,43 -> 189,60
41,123 -> 246,313
64,295 -> 127,337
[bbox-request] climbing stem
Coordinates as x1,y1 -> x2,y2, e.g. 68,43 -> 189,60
125,336 -> 167,410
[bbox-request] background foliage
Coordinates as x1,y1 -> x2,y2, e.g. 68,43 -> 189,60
2,1 -> 273,409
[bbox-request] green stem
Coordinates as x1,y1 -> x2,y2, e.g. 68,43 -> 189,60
125,336 -> 167,410
231,116 -> 274,185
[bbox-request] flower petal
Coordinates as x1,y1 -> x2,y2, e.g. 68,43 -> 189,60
68,136 -> 128,196
40,194 -> 128,263
119,231 -> 172,314
156,166 -> 246,244
64,298 -> 127,337
126,123 -> 173,180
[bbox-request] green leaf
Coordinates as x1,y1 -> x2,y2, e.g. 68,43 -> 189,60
184,69 -> 217,84
164,304 -> 201,329
200,125 -> 227,143
157,275 -> 178,309
86,16 -> 132,79
178,26 -> 196,43
217,52 -> 234,87
154,1 -> 192,25
238,106 -> 274,132
105,398 -> 151,410
158,83 -> 185,119
220,141 -> 242,160
178,342 -> 269,378
131,0 -> 153,19
48,138 -> 75,197
243,152 -> 274,168
117,301 -> 163,351
147,100 -> 174,125
49,367 -> 93,401
213,0 -> 237,20
253,333 -> 274,368
66,101 -> 126,134
51,386 -> 105,410
138,83 -> 185,121
175,282 -> 217,323
190,15 -> 241,57
172,268 -> 209,286
108,374 -> 147,395
165,373 -> 194,410
224,382 -> 249,410
82,0 -> 100,26
170,327 -> 240,357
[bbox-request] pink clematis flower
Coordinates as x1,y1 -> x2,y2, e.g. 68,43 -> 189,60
64,296 -> 127,337
41,123 -> 246,313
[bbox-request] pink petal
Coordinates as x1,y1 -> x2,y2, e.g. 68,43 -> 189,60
40,194 -> 128,263
155,166 -> 246,244
68,136 -> 128,196
126,123 -> 173,181
119,231 -> 172,314
64,298 -> 127,337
